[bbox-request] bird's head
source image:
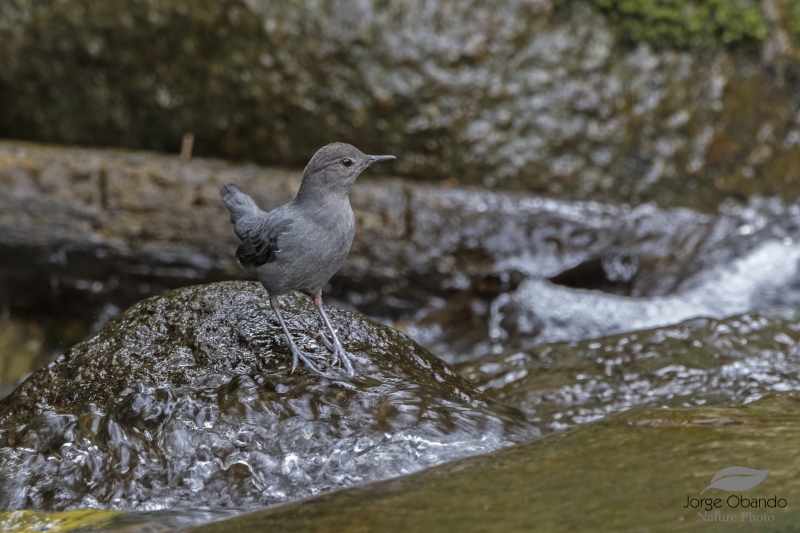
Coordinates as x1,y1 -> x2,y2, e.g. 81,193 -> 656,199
298,143 -> 395,201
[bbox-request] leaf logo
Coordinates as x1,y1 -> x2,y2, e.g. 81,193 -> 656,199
701,467 -> 770,495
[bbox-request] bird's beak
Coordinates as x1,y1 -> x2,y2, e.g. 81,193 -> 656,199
367,155 -> 397,167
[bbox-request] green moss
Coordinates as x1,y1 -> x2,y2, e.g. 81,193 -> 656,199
581,0 -> 769,48
789,0 -> 800,39
0,509 -> 123,533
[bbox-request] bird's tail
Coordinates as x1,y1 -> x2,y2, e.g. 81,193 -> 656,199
219,183 -> 260,231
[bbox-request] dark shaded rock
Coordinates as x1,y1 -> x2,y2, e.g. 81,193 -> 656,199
1,2 -> 799,209
459,310 -> 800,431
549,248 -> 639,295
187,394 -> 800,533
0,281 -> 535,512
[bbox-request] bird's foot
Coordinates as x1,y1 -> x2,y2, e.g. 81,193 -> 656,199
317,331 -> 335,352
290,345 -> 325,375
317,332 -> 356,377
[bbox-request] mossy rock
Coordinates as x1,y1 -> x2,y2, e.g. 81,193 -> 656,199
583,0 -> 769,49
2,1 -> 800,210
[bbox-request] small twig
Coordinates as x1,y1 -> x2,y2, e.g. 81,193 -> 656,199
180,133 -> 194,161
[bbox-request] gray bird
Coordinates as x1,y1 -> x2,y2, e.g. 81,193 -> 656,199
220,143 -> 396,376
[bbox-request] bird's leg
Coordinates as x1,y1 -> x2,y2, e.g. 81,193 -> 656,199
270,297 -> 323,374
313,294 -> 356,377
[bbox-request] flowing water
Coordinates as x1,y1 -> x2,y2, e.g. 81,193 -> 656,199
382,196 -> 800,363
459,309 -> 800,431
4,190 -> 800,530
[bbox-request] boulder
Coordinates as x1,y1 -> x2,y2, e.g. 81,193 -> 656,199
0,281 -> 535,511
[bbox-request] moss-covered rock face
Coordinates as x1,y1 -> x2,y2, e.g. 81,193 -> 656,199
1,1 -> 799,210
587,0 -> 769,48
0,282 -> 534,511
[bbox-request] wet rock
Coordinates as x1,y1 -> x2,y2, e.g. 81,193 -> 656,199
0,281 -> 535,512
0,2 -> 799,209
459,309 -> 800,431
5,313 -> 800,530
549,248 -> 639,295
188,393 -> 800,532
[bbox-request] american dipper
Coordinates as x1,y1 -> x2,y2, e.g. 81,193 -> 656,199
220,143 -> 396,377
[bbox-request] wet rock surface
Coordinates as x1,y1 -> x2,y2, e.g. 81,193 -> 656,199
0,281 -> 534,512
1,1 -> 799,209
4,144 -> 800,529
459,310 -> 800,432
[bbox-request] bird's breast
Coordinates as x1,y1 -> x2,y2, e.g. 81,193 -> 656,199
285,202 -> 354,270
317,204 -> 355,259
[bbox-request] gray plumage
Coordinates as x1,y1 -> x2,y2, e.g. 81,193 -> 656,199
220,143 -> 395,376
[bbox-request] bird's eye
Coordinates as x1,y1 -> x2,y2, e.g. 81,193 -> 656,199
342,158 -> 353,167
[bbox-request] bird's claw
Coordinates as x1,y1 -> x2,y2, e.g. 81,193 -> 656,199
290,345 -> 324,375
316,332 -> 356,377
317,331 -> 335,352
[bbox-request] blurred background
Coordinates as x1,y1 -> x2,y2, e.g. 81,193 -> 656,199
2,0 -> 800,398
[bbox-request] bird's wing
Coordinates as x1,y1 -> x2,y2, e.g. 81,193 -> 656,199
236,213 -> 293,267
